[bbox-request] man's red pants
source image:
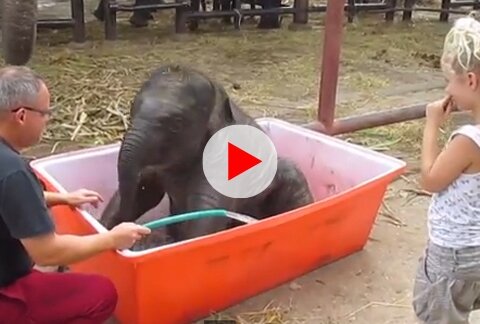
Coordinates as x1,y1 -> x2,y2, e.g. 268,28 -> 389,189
0,269 -> 118,324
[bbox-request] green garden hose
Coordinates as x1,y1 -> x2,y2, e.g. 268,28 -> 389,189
142,209 -> 258,230
142,209 -> 229,230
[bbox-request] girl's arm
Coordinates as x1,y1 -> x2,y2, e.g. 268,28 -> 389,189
421,130 -> 475,193
420,98 -> 476,192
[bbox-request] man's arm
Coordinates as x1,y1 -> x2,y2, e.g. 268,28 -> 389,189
44,191 -> 68,207
21,231 -> 115,266
0,170 -> 115,266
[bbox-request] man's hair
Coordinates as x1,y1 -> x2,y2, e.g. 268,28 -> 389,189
0,66 -> 45,112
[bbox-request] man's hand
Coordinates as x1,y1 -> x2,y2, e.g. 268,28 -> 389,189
64,189 -> 104,208
108,223 -> 152,250
44,189 -> 104,208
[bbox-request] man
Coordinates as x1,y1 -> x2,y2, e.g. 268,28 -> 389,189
0,65 -> 151,323
93,0 -> 156,27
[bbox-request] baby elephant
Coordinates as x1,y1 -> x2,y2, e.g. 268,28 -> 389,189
99,64 -> 314,250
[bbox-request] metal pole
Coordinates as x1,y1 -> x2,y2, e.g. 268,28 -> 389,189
304,103 -> 427,135
316,0 -> 345,132
332,103 -> 426,135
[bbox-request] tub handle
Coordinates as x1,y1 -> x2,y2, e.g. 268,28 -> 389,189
207,255 -> 230,264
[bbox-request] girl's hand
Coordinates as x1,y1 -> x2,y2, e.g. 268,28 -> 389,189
426,95 -> 456,126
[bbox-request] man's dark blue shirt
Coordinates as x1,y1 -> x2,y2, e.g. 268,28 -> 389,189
0,138 -> 54,288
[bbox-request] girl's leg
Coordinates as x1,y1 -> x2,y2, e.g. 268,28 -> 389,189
412,242 -> 480,324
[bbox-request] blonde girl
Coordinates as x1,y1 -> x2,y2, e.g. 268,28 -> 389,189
413,13 -> 480,324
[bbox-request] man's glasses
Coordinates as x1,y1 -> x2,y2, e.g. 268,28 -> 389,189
11,106 -> 52,117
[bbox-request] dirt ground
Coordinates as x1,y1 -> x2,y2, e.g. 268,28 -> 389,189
17,1 -> 480,323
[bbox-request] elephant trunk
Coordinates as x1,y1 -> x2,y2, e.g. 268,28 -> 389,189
116,121 -> 157,223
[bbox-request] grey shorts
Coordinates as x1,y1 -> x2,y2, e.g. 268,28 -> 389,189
413,240 -> 480,324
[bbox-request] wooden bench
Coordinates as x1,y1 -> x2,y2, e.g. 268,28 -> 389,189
438,0 -> 480,21
37,0 -> 86,43
101,0 -> 190,40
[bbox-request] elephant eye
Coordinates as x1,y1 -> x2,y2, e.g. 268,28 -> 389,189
170,117 -> 183,133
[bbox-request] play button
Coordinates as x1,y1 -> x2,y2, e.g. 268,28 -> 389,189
202,124 -> 278,199
227,142 -> 262,180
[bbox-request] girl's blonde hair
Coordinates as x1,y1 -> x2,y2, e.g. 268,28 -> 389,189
442,12 -> 480,75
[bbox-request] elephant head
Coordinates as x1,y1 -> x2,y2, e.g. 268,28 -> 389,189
103,65 -> 238,228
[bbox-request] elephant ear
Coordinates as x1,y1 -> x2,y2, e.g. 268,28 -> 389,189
206,97 -> 234,135
205,82 -> 235,137
223,97 -> 234,123
130,90 -> 147,119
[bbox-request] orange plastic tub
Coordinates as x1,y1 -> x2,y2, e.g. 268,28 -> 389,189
31,117 -> 406,324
